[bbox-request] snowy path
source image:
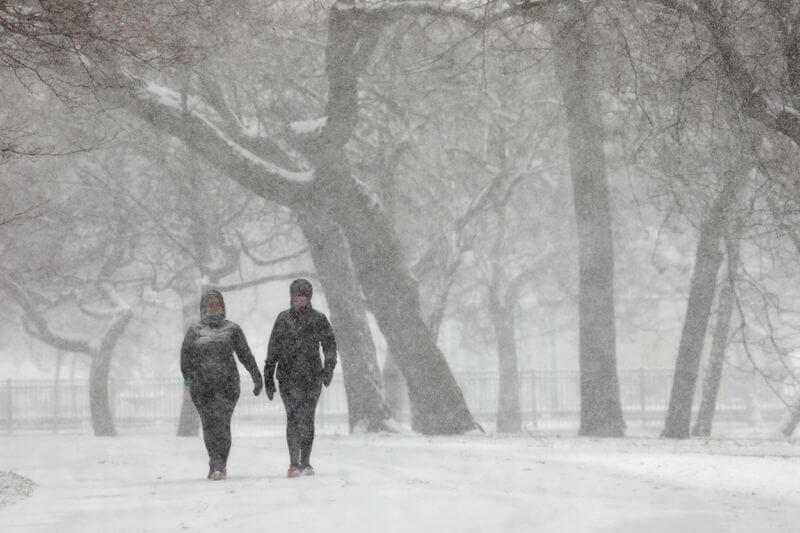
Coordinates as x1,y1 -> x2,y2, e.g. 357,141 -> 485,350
1,433 -> 799,532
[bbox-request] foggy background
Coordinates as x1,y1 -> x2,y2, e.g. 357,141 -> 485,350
2,0 -> 799,439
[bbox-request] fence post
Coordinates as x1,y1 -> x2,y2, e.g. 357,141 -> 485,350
6,379 -> 12,434
53,379 -> 59,434
639,367 -> 646,427
110,378 -> 116,418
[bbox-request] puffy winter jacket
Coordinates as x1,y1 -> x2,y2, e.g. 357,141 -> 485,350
180,288 -> 262,392
264,304 -> 337,392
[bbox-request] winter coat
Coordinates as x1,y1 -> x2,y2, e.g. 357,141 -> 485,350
264,304 -> 337,392
181,289 -> 262,394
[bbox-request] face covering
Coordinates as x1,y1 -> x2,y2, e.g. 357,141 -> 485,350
205,312 -> 225,324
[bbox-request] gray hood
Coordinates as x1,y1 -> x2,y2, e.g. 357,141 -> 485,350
200,288 -> 226,322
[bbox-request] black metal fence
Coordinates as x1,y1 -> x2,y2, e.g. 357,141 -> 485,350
0,369 -> 792,434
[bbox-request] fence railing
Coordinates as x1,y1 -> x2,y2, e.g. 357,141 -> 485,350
0,368 -> 792,434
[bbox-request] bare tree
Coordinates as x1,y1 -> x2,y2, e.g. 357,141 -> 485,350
0,214 -> 135,436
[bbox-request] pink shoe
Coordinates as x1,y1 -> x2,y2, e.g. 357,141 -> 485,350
287,466 -> 301,478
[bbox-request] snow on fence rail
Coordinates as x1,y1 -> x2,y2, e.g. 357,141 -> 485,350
0,369 -> 791,434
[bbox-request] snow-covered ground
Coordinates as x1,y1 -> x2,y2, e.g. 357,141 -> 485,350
1,431 -> 799,532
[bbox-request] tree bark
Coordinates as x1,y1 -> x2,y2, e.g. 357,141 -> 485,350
176,286 -> 201,437
89,351 -> 117,436
489,296 -> 522,433
689,0 -> 800,147
382,350 -> 407,421
376,129 -> 409,424
663,175 -> 741,438
552,3 -> 625,437
296,212 -> 394,432
690,283 -> 733,437
692,236 -> 739,437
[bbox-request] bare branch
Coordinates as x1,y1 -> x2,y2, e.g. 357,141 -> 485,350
216,271 -> 317,292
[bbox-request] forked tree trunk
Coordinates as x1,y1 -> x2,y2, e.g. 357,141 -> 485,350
307,157 -> 476,434
553,3 -> 625,437
691,284 -> 734,437
663,175 -> 742,438
305,7 -> 475,434
692,237 -> 739,437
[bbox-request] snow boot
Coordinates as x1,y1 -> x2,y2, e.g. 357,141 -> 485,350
208,462 -> 226,480
287,466 -> 301,478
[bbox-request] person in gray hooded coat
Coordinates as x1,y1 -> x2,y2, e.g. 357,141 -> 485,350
181,288 -> 262,480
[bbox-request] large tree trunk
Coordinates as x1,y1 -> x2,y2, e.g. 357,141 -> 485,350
553,3 -> 625,437
308,157 -> 475,434
296,212 -> 394,432
663,176 -> 741,438
89,351 -> 117,436
692,237 -> 739,437
176,286 -> 201,437
376,129 -> 410,424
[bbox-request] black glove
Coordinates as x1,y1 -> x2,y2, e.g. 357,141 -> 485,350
321,369 -> 333,388
265,378 -> 276,400
252,379 -> 263,397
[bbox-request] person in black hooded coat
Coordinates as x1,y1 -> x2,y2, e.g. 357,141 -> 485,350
181,288 -> 262,480
264,278 -> 337,477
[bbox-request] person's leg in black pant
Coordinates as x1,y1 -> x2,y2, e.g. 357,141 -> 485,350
280,386 -> 302,469
191,385 -> 238,478
298,386 -> 322,470
206,390 -> 238,474
190,385 -> 216,477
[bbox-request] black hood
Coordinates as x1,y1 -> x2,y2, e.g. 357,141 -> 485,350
289,278 -> 313,307
200,288 -> 226,321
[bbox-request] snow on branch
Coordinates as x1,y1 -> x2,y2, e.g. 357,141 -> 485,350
217,271 -> 317,292
335,0 -> 560,25
99,282 -> 131,313
288,117 -> 328,137
137,77 -> 315,184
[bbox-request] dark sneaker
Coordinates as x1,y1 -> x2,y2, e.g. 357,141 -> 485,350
301,465 -> 315,476
287,466 -> 301,478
